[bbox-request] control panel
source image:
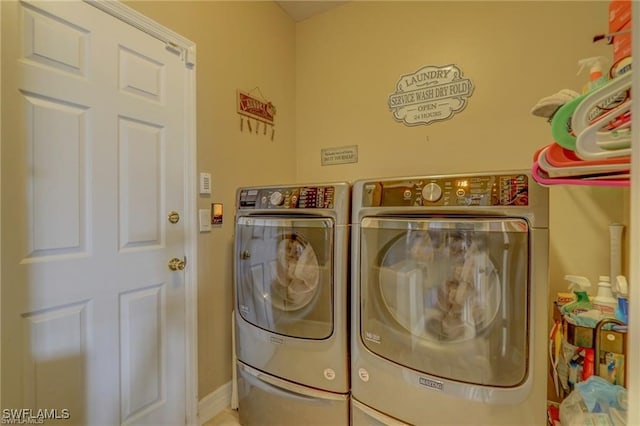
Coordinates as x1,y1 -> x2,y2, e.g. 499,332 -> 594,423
361,174 -> 529,207
238,186 -> 336,209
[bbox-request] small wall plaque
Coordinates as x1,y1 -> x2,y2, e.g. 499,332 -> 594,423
321,145 -> 358,166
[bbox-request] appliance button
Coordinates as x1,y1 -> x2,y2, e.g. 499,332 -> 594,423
269,191 -> 284,206
358,368 -> 370,382
421,182 -> 442,202
323,368 -> 336,381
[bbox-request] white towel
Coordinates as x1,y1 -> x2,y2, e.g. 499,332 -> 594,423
530,89 -> 580,119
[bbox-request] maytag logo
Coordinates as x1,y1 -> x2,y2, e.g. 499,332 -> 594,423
364,331 -> 381,344
270,335 -> 284,345
419,377 -> 443,392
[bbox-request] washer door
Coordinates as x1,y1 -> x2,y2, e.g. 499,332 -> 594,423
359,217 -> 530,387
235,216 -> 333,339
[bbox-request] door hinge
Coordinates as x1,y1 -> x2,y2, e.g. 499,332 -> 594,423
165,41 -> 182,56
165,42 -> 195,68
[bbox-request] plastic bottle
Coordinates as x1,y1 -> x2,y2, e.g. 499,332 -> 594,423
615,275 -> 629,324
577,56 -> 608,93
592,276 -> 617,318
581,348 -> 595,381
561,275 -> 593,315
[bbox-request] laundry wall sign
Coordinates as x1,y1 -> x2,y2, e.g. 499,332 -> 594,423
388,64 -> 474,126
237,89 -> 276,140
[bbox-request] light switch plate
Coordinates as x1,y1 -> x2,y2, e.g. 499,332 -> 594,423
199,209 -> 211,232
199,172 -> 211,195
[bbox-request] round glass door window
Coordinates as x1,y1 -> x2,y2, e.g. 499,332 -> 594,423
271,234 -> 320,311
379,230 -> 500,343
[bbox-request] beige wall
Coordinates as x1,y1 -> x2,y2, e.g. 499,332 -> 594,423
125,1 -> 297,398
128,0 -> 630,402
295,0 -> 629,355
295,1 -> 612,180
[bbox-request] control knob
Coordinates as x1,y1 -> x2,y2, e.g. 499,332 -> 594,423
421,182 -> 442,202
269,191 -> 285,206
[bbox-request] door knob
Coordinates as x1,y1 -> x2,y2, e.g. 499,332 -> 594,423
168,211 -> 180,224
168,257 -> 186,271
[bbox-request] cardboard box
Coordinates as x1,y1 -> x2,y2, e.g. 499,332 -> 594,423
613,22 -> 632,64
564,321 -> 594,348
597,325 -> 627,386
609,0 -> 631,32
599,330 -> 625,353
599,352 -> 625,386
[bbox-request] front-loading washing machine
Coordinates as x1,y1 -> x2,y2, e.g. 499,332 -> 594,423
350,171 -> 549,425
234,182 -> 350,426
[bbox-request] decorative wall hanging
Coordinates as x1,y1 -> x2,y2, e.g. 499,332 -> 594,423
388,64 -> 474,127
237,88 -> 276,140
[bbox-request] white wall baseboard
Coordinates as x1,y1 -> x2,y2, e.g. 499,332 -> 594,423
198,381 -> 232,425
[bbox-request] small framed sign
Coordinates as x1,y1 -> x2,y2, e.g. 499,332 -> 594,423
321,145 -> 358,166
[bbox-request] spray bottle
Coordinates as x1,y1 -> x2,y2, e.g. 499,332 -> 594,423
592,276 -> 618,318
577,56 -> 609,93
561,275 -> 593,315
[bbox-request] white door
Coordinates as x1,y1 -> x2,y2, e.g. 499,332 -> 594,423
1,1 -> 194,424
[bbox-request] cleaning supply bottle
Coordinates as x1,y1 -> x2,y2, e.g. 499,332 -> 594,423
577,56 -> 608,93
561,275 -> 593,315
592,276 -> 617,318
581,348 -> 595,381
615,275 -> 629,324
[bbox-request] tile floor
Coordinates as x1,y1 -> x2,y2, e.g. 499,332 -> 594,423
202,407 -> 241,426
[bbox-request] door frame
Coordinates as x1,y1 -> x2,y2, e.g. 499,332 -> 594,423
0,0 -> 199,424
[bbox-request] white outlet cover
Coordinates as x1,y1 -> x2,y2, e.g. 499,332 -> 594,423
199,209 -> 211,232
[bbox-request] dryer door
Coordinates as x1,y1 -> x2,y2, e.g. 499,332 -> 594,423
359,217 -> 530,387
236,216 -> 334,339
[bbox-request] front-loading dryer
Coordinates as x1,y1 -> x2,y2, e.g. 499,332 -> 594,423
234,182 -> 350,426
350,171 -> 549,425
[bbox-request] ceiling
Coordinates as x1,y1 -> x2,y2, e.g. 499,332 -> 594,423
275,1 -> 347,22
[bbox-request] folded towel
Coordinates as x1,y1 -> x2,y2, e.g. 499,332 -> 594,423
531,89 -> 580,119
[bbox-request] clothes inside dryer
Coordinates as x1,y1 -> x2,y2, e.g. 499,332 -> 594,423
272,235 -> 320,310
360,217 -> 529,387
380,229 -> 501,342
236,216 -> 333,339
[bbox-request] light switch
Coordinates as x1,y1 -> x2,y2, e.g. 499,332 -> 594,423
199,173 -> 212,195
199,209 -> 211,232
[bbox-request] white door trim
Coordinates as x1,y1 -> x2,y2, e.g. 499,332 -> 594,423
82,1 -> 199,424
85,0 -> 196,67
0,0 -> 3,411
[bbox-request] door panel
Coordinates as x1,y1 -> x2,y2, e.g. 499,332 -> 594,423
24,93 -> 88,257
2,1 -> 189,424
22,301 -> 89,422
118,117 -> 163,249
119,285 -> 164,423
